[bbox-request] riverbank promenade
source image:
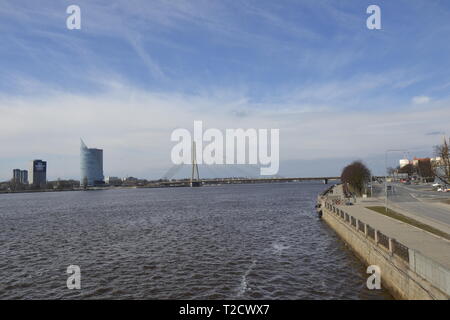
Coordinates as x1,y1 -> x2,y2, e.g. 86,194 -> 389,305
321,184 -> 450,299
331,185 -> 450,269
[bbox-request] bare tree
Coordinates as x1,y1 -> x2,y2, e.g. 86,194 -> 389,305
387,167 -> 396,176
433,137 -> 450,185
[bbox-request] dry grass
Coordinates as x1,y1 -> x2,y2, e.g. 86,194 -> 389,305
366,206 -> 450,241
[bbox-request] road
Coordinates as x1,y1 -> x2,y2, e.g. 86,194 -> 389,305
371,182 -> 450,233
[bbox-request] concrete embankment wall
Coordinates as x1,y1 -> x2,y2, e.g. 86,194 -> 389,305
320,200 -> 450,300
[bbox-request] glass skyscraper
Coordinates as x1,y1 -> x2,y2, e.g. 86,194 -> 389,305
80,139 -> 104,187
30,160 -> 47,187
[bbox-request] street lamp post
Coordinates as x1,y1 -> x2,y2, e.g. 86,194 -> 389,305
370,173 -> 373,197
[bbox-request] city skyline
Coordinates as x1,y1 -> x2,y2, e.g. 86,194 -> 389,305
2,140 -> 440,182
1,0 -> 449,180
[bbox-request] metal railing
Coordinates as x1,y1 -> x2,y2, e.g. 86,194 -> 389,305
326,202 -> 408,261
367,225 -> 375,240
358,220 -> 365,233
377,230 -> 390,250
392,239 -> 409,263
323,199 -> 450,297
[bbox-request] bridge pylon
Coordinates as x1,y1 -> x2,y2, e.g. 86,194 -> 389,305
191,141 -> 202,187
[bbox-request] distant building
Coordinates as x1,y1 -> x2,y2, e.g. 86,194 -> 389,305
30,160 -> 47,187
105,176 -> 122,186
431,157 -> 442,165
12,169 -> 21,184
399,159 -> 410,168
414,158 -> 433,179
12,169 -> 29,185
412,157 -> 424,167
80,139 -> 104,187
20,170 -> 28,184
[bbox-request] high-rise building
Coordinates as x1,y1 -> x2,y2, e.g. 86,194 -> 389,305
20,170 -> 28,184
12,169 -> 29,185
80,139 -> 104,187
12,169 -> 21,184
30,160 -> 47,187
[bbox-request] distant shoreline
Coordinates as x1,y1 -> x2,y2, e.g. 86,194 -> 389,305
0,186 -> 146,195
0,177 -> 339,195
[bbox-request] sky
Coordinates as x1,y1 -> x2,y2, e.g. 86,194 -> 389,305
1,0 -> 450,180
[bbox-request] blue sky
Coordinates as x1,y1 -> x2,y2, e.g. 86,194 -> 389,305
1,0 -> 450,180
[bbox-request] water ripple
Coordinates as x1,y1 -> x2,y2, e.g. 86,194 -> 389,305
0,183 -> 392,300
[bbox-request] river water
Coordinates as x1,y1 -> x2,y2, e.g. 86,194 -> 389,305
0,182 -> 391,299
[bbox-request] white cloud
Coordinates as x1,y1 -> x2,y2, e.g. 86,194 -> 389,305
0,81 -> 449,180
412,95 -> 431,105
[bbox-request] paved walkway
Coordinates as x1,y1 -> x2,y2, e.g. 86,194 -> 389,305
328,185 -> 450,269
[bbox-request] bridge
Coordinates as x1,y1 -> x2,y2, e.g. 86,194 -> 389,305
158,141 -> 340,188
147,176 -> 340,188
